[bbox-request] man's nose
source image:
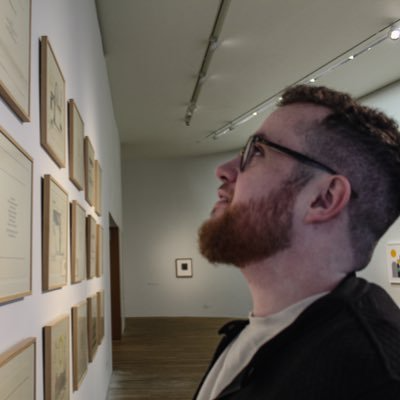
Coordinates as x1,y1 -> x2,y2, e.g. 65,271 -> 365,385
216,156 -> 240,183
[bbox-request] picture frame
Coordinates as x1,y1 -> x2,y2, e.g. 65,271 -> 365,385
43,175 -> 68,291
176,258 -> 193,278
68,100 -> 85,190
94,160 -> 102,216
84,136 -> 95,206
0,338 -> 35,400
97,290 -> 105,344
386,242 -> 400,284
40,36 -> 66,168
70,200 -> 86,284
44,315 -> 70,400
96,224 -> 103,277
86,215 -> 97,279
0,0 -> 31,121
87,294 -> 98,362
0,126 -> 33,304
72,301 -> 88,391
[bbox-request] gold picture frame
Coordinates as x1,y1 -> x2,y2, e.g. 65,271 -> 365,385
84,136 -> 95,206
86,215 -> 96,279
71,200 -> 86,284
72,301 -> 88,391
0,338 -> 36,399
68,100 -> 85,190
0,0 -> 31,121
87,294 -> 98,362
43,175 -> 68,291
40,36 -> 66,168
96,224 -> 103,277
94,160 -> 102,216
0,125 -> 33,304
44,315 -> 70,400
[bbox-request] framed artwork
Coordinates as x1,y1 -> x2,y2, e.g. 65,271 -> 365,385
0,338 -> 35,400
87,294 -> 98,362
86,215 -> 96,279
0,0 -> 31,121
96,224 -> 103,277
386,242 -> 400,284
43,175 -> 68,291
97,290 -> 104,344
44,315 -> 70,400
40,36 -> 66,168
176,258 -> 193,278
72,301 -> 88,391
0,126 -> 33,304
84,137 -> 95,206
94,160 -> 102,216
68,100 -> 85,190
71,200 -> 86,284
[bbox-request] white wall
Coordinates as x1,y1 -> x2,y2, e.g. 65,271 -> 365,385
0,1 -> 122,400
122,154 -> 252,318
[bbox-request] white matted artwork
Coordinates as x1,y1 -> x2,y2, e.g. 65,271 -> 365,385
175,258 -> 193,278
386,242 -> 400,284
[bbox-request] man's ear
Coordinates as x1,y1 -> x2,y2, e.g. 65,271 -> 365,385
304,175 -> 352,223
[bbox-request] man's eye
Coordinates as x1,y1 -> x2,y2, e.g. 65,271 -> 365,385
253,143 -> 264,157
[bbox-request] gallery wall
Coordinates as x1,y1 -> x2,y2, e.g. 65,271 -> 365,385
122,80 -> 400,318
0,1 -> 122,400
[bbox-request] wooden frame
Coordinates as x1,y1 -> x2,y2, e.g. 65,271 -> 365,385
72,301 -> 88,391
40,36 -> 66,167
84,137 -> 95,206
97,290 -> 105,344
86,215 -> 96,279
0,338 -> 36,399
71,200 -> 86,284
0,126 -> 33,304
0,0 -> 31,121
68,100 -> 85,190
96,224 -> 103,277
176,258 -> 193,278
43,175 -> 68,291
44,315 -> 70,400
87,294 -> 98,362
94,160 -> 102,216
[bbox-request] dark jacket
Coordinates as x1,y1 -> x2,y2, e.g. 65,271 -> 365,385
194,275 -> 400,399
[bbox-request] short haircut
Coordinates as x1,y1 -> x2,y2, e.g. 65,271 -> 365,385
280,85 -> 400,269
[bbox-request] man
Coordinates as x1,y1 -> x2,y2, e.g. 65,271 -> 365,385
195,85 -> 400,399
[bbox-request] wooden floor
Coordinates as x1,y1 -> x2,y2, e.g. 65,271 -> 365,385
107,317 -> 231,400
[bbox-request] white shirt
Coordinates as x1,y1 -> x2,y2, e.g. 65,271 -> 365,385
196,292 -> 327,400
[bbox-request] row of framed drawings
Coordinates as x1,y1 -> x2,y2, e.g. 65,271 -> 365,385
0,291 -> 105,400
0,124 -> 103,305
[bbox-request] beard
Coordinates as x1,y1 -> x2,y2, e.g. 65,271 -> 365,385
198,179 -> 301,268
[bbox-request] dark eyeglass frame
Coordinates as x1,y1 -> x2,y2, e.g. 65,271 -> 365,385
240,134 -> 337,174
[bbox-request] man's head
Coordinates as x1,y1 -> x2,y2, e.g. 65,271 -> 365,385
199,85 -> 400,270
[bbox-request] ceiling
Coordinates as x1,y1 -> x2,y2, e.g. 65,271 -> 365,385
95,0 -> 400,159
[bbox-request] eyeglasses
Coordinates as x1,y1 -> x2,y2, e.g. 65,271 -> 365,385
240,134 -> 337,174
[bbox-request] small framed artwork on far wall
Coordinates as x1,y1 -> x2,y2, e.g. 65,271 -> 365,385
176,258 -> 193,278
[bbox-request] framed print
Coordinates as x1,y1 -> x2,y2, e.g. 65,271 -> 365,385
68,100 -> 84,190
0,126 -> 33,304
43,175 -> 68,291
0,338 -> 35,400
84,137 -> 95,206
96,224 -> 103,277
71,201 -> 86,284
94,160 -> 102,216
0,0 -> 31,121
386,242 -> 400,284
44,315 -> 70,400
86,215 -> 96,279
72,301 -> 88,391
176,258 -> 193,278
97,290 -> 104,344
87,294 -> 98,362
40,36 -> 66,168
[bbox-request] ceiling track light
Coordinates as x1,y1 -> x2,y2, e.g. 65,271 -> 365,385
208,19 -> 400,140
184,0 -> 231,126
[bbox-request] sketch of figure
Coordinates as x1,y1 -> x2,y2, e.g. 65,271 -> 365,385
53,333 -> 68,400
52,209 -> 62,255
50,82 -> 63,133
